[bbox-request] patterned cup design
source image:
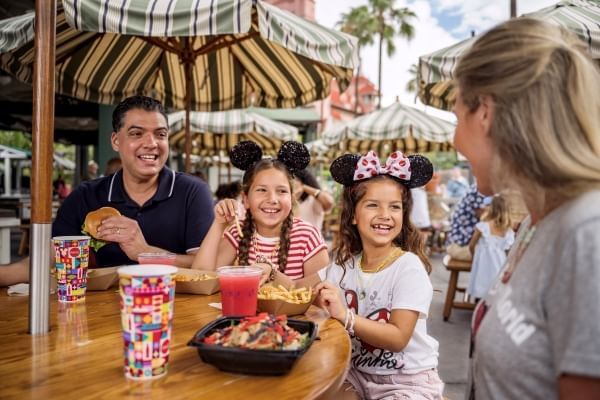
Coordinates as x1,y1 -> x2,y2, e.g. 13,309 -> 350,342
53,236 -> 90,303
118,265 -> 177,380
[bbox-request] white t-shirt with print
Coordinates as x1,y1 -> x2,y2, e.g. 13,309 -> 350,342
322,251 -> 439,375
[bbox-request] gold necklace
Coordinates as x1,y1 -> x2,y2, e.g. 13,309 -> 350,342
357,248 -> 403,300
252,233 -> 280,271
359,247 -> 403,273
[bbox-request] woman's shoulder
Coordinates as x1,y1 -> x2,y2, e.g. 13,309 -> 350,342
543,190 -> 600,236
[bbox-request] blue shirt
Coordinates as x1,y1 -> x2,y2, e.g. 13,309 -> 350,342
52,167 -> 214,267
447,185 -> 485,246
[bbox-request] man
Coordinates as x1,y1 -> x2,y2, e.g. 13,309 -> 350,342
445,184 -> 486,261
0,96 -> 214,286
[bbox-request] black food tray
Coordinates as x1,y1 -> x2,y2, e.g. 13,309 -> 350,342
188,316 -> 317,375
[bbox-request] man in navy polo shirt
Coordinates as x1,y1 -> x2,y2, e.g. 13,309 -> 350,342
0,96 -> 214,285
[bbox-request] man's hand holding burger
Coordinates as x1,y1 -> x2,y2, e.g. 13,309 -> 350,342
84,207 -> 159,262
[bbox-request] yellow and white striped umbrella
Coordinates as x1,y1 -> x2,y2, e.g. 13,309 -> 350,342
418,0 -> 600,110
168,109 -> 298,157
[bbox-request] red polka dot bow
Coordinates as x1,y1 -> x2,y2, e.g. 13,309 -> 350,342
353,150 -> 412,182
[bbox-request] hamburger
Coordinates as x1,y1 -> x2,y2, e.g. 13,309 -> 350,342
82,207 -> 121,251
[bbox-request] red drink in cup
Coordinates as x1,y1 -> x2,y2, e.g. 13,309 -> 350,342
138,252 -> 176,265
217,266 -> 262,317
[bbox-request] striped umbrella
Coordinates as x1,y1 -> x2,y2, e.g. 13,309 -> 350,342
0,0 -> 358,170
322,102 -> 455,158
418,0 -> 600,110
168,108 -> 298,157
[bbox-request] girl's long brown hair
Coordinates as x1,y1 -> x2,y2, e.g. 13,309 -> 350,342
334,175 -> 432,275
237,159 -> 294,272
482,194 -> 512,231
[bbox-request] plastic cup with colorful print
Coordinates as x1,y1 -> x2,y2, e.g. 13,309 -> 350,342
52,235 -> 90,303
117,264 -> 177,380
217,266 -> 263,317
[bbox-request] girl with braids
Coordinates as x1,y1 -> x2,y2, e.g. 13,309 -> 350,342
192,141 -> 328,287
315,150 -> 443,399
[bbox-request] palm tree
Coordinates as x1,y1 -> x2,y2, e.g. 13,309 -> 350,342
371,0 -> 416,108
405,63 -> 418,95
337,6 -> 376,114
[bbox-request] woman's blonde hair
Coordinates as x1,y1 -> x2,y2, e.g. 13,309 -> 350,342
454,18 -> 600,204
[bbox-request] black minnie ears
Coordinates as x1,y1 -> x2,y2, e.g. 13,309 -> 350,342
330,152 -> 434,189
229,140 -> 310,174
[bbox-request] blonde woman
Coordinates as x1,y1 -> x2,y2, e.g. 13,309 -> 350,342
453,18 -> 600,399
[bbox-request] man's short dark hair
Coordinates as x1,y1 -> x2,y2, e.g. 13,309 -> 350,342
112,95 -> 168,132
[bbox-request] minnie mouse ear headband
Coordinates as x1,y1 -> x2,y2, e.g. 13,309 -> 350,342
229,140 -> 311,175
330,150 -> 433,189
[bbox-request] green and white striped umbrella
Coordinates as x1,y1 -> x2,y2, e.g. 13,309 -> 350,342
168,108 -> 298,157
0,0 -> 357,170
322,102 -> 455,158
418,0 -> 600,110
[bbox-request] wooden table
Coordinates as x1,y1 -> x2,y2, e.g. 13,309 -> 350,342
0,290 -> 351,399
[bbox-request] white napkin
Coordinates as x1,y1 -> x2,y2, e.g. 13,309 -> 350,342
6,283 -> 56,296
7,283 -> 29,296
208,302 -> 222,310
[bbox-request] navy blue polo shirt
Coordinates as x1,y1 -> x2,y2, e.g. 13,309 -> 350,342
52,167 -> 214,267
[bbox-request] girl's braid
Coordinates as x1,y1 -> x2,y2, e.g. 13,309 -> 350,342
238,211 -> 254,265
277,214 -> 294,272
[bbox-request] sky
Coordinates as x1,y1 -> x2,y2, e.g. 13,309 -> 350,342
315,0 -> 558,120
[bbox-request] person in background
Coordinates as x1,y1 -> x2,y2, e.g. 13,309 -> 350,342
445,184 -> 486,260
53,172 -> 70,201
103,156 -> 121,176
293,168 -> 333,231
316,150 -> 443,399
0,95 -> 214,286
410,186 -> 431,230
445,166 -> 469,199
215,181 -> 242,202
214,180 -> 245,220
84,160 -> 99,181
453,18 -> 600,398
467,194 -> 514,299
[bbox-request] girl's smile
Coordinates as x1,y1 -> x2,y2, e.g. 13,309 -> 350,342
243,168 -> 293,236
353,179 -> 404,249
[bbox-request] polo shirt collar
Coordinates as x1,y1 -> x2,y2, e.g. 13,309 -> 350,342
107,167 -> 176,204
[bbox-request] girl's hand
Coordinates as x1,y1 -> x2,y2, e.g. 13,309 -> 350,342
314,281 -> 347,322
214,199 -> 240,226
253,262 -> 272,286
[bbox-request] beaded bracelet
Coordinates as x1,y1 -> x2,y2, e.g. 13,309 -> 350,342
347,309 -> 356,335
256,255 -> 276,282
343,308 -> 350,330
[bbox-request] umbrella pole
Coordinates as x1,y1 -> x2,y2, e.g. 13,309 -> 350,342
29,0 -> 56,335
184,38 -> 192,173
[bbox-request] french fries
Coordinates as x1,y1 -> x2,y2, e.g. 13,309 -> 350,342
233,214 -> 243,238
258,284 -> 313,304
174,273 -> 214,282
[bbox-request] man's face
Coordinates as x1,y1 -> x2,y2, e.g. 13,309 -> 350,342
111,109 -> 169,181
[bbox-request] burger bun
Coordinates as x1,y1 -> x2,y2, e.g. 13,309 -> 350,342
83,207 -> 121,239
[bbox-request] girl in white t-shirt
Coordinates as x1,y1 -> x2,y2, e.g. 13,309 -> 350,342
316,150 -> 444,399
192,141 -> 328,288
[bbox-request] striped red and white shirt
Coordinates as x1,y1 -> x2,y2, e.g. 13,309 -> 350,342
224,218 -> 327,280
